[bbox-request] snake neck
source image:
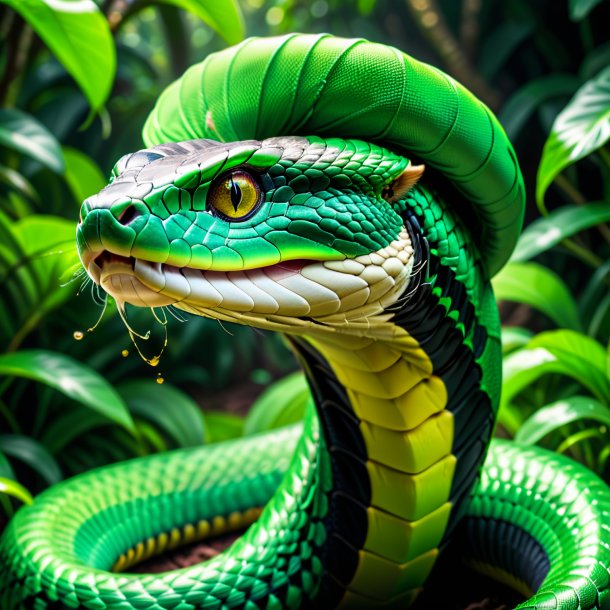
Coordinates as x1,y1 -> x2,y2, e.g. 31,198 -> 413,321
284,197 -> 501,608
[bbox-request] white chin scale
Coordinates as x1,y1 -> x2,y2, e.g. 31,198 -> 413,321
100,228 -> 414,330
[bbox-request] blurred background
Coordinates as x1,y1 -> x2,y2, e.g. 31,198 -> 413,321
0,0 -> 609,605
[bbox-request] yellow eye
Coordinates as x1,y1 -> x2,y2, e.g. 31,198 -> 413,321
207,170 -> 261,221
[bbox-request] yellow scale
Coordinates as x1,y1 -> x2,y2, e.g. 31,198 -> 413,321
308,326 -> 456,609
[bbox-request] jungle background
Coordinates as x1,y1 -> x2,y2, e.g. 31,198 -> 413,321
0,0 -> 609,608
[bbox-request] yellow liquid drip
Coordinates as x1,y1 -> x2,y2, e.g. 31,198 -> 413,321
73,331 -> 84,341
121,349 -> 129,357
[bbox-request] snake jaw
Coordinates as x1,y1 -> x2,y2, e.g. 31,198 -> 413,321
99,228 -> 416,337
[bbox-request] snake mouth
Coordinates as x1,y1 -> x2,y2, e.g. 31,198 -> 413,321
83,227 -> 415,324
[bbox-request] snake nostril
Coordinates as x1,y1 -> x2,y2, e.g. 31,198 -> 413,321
117,205 -> 139,226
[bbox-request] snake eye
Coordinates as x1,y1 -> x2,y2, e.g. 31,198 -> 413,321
207,170 -> 261,221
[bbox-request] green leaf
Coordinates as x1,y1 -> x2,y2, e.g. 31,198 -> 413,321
499,75 -> 579,141
492,262 -> 581,330
512,201 -> 610,261
501,327 -> 533,355
0,0 -> 115,111
0,434 -> 62,485
0,450 -> 15,479
479,21 -> 533,82
0,477 -> 33,506
244,372 -> 311,435
0,165 -> 39,205
204,411 -> 244,443
0,350 -> 135,433
537,66 -> 610,206
117,380 -> 205,447
569,0 -> 605,20
41,410 -> 110,454
62,146 -> 106,205
0,214 -> 80,350
515,396 -> 610,444
500,330 -> 610,433
153,0 -> 244,45
0,109 -> 64,173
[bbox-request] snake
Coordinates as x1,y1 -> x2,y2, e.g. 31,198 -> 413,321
2,33 -> 610,610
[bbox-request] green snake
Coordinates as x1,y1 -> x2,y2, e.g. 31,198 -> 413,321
2,33 -> 610,610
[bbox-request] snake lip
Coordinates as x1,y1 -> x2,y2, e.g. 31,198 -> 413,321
87,251 -> 135,284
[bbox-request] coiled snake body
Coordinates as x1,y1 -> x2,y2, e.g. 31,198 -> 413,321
2,34 -> 610,609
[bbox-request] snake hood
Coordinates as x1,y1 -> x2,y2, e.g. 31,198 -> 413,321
77,136 -> 424,333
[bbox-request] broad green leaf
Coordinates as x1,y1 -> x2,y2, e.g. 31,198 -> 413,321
0,434 -> 62,485
512,202 -> 610,261
479,21 -> 533,82
0,450 -> 15,479
0,109 -> 64,173
569,0 -> 605,20
500,331 -> 610,433
500,327 -> 533,355
0,350 -> 135,433
63,146 -> 106,205
41,410 -> 110,454
0,214 -> 80,350
0,165 -> 39,205
515,396 -> 610,444
0,0 -> 115,111
118,380 -> 205,447
581,42 -> 610,81
244,372 -> 312,435
492,262 -> 581,330
537,66 -> 610,206
0,477 -> 33,506
204,412 -> 244,443
153,0 -> 244,45
499,75 -> 579,141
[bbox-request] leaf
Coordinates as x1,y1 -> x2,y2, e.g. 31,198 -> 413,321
62,146 -> 106,206
515,396 -> 610,444
0,434 -> 62,485
152,0 -> 244,45
40,410 -> 110,454
0,0 -> 115,111
204,411 -> 243,443
0,350 -> 135,433
479,21 -> 533,82
537,66 -> 610,206
0,165 -> 39,205
492,262 -> 581,330
0,213 -> 80,350
499,75 -> 579,142
512,201 -> 610,261
569,0 -> 605,21
500,330 -> 610,433
501,327 -> 533,355
0,477 -> 33,506
117,380 -> 205,447
0,451 -> 15,479
0,109 -> 64,173
244,372 -> 311,435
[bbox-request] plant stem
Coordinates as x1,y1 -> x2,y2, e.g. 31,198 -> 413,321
459,0 -> 481,60
0,11 -> 25,107
405,0 -> 500,109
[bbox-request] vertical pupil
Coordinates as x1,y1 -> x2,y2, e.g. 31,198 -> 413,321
230,178 -> 242,211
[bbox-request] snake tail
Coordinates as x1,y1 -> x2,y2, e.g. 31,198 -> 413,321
1,33 -> 609,610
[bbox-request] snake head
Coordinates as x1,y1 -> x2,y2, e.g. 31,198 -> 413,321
77,136 -> 424,334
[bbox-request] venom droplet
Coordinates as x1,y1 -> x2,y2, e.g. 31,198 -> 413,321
73,331 -> 84,341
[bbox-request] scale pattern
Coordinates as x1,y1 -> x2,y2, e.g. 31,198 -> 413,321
0,33 -> 609,610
